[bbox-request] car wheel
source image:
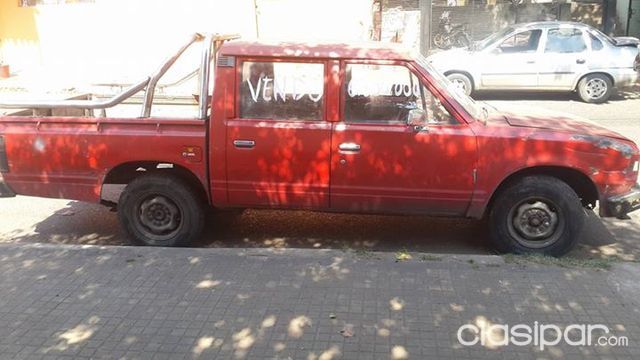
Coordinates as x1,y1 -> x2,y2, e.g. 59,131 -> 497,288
446,73 -> 473,96
577,74 -> 612,103
488,176 -> 585,257
118,174 -> 205,247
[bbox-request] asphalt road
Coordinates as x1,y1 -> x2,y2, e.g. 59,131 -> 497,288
1,90 -> 639,260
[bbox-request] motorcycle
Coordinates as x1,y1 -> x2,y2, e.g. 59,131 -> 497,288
433,11 -> 471,50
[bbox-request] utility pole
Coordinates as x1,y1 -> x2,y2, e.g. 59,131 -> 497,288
253,0 -> 260,38
419,0 -> 432,56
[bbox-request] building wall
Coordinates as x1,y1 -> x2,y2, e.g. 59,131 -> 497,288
0,2 -> 41,70
380,0 -> 608,51
0,0 -> 372,84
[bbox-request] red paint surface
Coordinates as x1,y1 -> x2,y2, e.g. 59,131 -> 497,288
0,42 -> 638,219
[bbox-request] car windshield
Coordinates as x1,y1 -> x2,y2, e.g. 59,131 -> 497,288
475,26 -> 515,50
415,55 -> 485,121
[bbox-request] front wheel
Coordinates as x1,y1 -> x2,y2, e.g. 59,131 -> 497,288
488,176 -> 585,257
433,33 -> 450,50
446,73 -> 473,96
118,174 -> 205,247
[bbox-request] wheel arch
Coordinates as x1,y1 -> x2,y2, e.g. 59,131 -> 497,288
574,71 -> 615,90
483,165 -> 599,217
101,161 -> 209,205
443,70 -> 475,91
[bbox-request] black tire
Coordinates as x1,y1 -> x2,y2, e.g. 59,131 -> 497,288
118,174 -> 205,247
577,73 -> 612,103
488,176 -> 585,257
446,73 -> 473,96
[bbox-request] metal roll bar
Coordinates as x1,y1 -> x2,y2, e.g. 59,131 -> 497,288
91,68 -> 200,92
0,33 -> 239,120
141,33 -> 204,117
0,77 -> 149,110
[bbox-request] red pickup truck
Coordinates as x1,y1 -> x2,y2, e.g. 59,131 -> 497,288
0,34 -> 638,256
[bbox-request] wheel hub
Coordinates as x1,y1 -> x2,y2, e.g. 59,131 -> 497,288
513,201 -> 558,241
139,196 -> 180,234
452,79 -> 466,92
585,78 -> 607,99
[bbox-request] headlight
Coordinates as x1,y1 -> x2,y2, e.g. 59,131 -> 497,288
571,135 -> 637,159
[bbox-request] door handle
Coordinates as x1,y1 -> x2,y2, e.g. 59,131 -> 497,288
526,60 -> 536,64
576,59 -> 586,64
338,142 -> 361,154
233,140 -> 255,149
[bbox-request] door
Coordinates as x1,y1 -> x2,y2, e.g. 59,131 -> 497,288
330,62 -> 477,215
537,27 -> 590,89
479,29 -> 542,89
226,60 -> 332,208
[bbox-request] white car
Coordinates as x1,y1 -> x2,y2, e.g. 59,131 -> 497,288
427,21 -> 640,103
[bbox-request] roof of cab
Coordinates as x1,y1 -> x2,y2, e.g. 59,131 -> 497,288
220,40 -> 414,61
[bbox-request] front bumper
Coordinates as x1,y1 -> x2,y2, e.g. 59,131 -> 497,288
606,185 -> 640,219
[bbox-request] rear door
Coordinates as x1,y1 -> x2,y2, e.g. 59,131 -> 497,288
330,61 -> 477,215
225,59 -> 331,208
537,27 -> 590,89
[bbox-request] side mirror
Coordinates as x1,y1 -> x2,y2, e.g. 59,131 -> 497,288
406,109 -> 429,132
492,47 -> 503,55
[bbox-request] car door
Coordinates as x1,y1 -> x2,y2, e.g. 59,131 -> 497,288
225,59 -> 332,208
479,29 -> 542,89
537,27 -> 590,89
330,61 -> 477,215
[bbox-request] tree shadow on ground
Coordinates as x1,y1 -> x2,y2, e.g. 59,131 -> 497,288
2,199 -> 639,260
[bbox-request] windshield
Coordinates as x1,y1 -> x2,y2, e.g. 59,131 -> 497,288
415,55 -> 485,121
476,26 -> 515,50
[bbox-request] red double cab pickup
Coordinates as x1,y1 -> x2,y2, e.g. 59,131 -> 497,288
0,34 -> 639,256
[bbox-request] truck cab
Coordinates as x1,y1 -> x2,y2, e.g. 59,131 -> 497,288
1,34 -> 638,256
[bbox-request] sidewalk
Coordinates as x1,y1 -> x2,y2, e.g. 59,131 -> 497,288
0,243 -> 638,359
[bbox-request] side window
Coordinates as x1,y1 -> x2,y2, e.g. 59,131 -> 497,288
498,30 -> 542,54
589,33 -> 604,51
545,28 -> 587,53
239,61 -> 324,121
344,64 -> 454,124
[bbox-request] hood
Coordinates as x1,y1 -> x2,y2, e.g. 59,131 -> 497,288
613,36 -> 640,47
496,105 -> 628,140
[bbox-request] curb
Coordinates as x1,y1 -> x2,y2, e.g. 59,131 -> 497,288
0,241 -> 506,264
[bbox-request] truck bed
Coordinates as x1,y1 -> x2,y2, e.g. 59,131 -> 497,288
0,116 -> 207,203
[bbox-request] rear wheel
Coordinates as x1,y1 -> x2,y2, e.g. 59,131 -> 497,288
577,73 -> 612,103
118,174 -> 205,247
446,73 -> 473,96
488,176 -> 584,257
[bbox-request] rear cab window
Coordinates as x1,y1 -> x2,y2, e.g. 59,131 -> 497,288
239,61 -> 325,121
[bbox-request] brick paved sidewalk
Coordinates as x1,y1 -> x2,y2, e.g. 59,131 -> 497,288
0,244 -> 638,359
